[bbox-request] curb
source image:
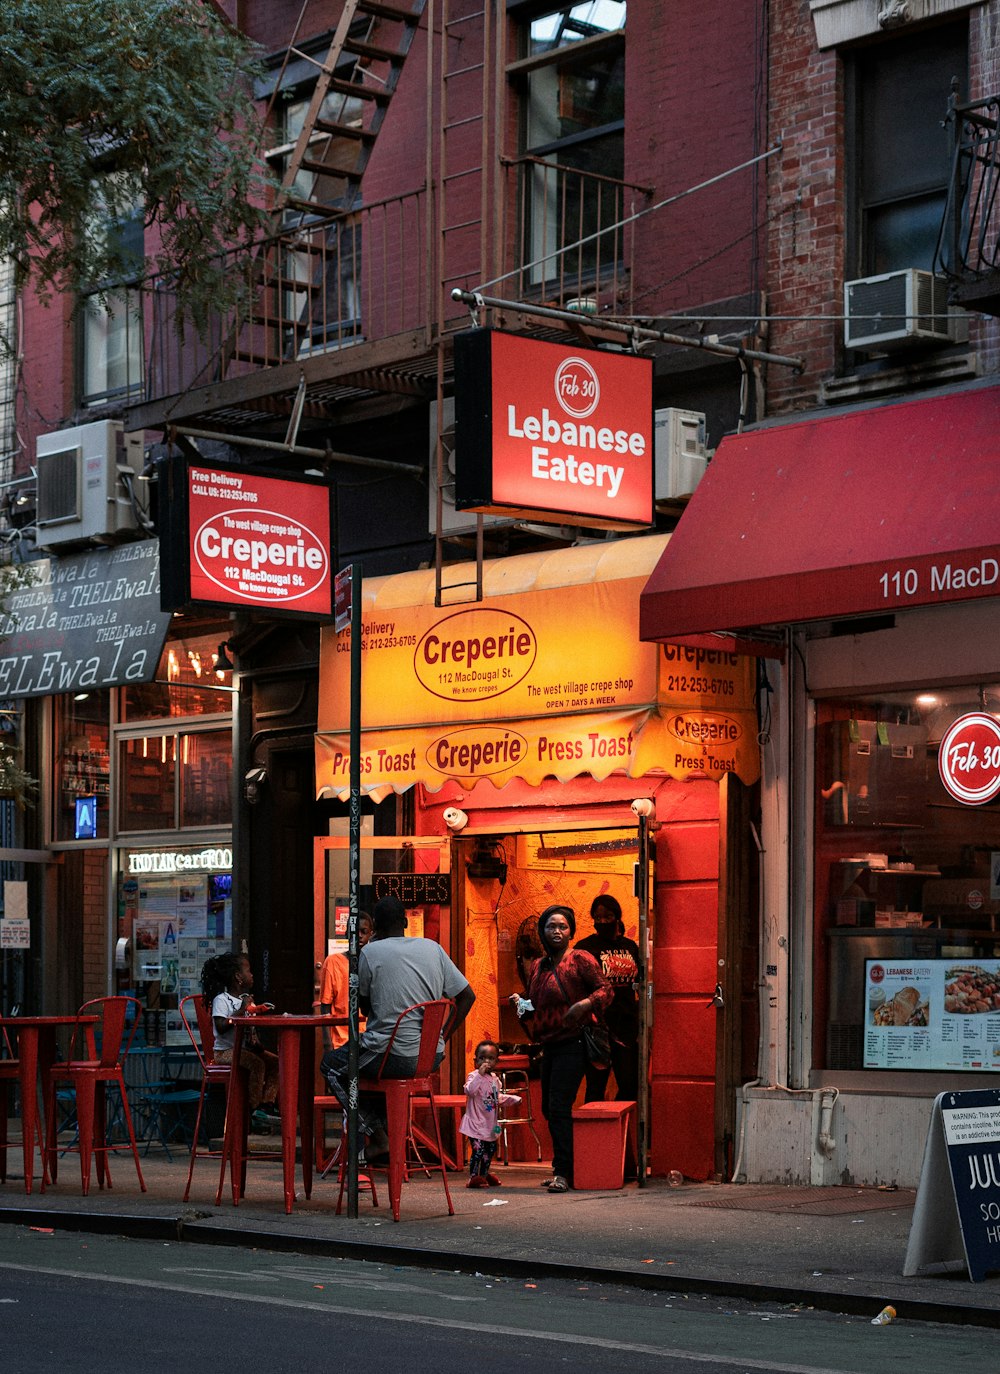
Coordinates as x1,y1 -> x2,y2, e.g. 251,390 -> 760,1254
1,1204 -> 997,1329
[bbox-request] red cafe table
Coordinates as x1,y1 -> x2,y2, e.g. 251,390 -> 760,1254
222,1013 -> 342,1215
0,1014 -> 98,1195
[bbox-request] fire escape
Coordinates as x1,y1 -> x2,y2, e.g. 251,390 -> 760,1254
131,1 -> 644,594
936,82 -> 1000,316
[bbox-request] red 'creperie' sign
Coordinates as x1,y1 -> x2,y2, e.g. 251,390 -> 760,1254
454,330 -> 653,531
188,467 -> 331,613
159,456 -> 335,620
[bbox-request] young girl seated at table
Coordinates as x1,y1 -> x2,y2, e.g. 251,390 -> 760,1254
201,952 -> 279,1120
460,1039 -> 520,1188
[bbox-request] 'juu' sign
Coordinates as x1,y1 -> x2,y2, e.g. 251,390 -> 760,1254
905,1089 -> 1000,1282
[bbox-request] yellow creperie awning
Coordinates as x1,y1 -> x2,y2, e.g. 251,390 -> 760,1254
315,535 -> 761,800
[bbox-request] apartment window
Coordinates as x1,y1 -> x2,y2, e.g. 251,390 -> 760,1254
513,2 -> 626,291
848,24 -> 967,276
80,175 -> 144,407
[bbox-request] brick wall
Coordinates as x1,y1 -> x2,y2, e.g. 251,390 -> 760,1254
765,0 -> 1000,412
765,0 -> 843,412
81,849 -> 109,1003
628,2 -> 767,317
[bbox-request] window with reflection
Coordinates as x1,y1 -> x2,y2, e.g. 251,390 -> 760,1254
815,684 -> 1000,1073
848,22 -> 966,276
118,735 -> 177,832
122,624 -> 233,721
516,2 -> 626,292
80,173 -> 144,408
54,692 -> 111,842
180,730 -> 232,828
118,728 -> 232,834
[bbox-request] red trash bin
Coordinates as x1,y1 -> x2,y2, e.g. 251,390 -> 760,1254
571,1100 -> 636,1189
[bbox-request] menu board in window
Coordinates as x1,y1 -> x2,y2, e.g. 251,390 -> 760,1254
865,958 -> 1000,1071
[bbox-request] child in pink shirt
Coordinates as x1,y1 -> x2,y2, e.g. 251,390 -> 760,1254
460,1039 -> 520,1188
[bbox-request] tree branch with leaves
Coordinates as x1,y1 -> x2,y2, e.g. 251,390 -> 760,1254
0,0 -> 275,340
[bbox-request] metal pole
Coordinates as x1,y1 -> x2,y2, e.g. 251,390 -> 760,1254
450,288 -> 805,372
636,812 -> 651,1188
169,425 -> 420,477
346,561 -> 363,1218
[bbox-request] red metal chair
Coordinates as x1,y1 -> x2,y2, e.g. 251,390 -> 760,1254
352,998 -> 456,1222
206,1004 -> 282,1206
49,996 -> 146,1196
332,1133 -> 380,1213
179,994 -> 232,1203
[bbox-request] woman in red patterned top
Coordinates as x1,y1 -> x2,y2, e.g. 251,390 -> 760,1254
510,904 -> 612,1192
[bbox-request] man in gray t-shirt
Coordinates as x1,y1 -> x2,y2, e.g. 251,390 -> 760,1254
321,895 -> 475,1159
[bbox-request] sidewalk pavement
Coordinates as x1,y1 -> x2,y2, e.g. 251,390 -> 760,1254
1,1141 -> 998,1329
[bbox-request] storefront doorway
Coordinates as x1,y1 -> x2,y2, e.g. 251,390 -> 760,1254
313,818 -> 654,1163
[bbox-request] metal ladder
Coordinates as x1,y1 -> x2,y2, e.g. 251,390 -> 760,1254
269,0 -> 429,220
432,0 -> 504,606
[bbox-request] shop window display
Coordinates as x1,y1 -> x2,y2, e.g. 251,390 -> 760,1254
179,730 -> 232,828
122,626 -> 233,721
118,735 -> 177,832
816,686 -> 1000,1073
54,692 -> 111,842
118,728 -> 231,833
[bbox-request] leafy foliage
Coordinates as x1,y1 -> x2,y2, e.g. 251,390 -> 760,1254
0,0 -> 275,336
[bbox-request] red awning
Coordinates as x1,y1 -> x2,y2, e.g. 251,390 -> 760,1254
640,383 -> 1000,641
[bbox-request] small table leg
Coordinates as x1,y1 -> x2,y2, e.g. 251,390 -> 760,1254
18,1028 -> 38,1196
275,1032 -> 301,1215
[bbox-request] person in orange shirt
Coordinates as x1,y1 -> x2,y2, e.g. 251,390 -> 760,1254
318,911 -> 373,1050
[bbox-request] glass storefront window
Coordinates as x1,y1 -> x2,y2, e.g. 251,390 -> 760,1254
815,686 -> 1000,1073
122,625 -> 233,720
180,730 -> 232,828
54,692 -> 111,842
118,735 -> 176,832
118,728 -> 232,833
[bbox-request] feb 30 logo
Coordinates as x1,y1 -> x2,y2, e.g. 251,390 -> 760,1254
938,712 -> 1000,805
554,355 -> 600,420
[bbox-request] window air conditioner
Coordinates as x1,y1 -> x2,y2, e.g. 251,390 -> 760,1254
428,398 -> 509,536
844,269 -> 955,351
36,420 -> 144,550
654,408 -> 708,502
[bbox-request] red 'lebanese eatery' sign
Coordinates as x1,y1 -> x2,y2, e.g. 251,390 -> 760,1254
938,712 -> 1000,805
158,455 -> 335,620
453,329 -> 653,531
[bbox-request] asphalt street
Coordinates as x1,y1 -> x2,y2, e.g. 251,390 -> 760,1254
0,1229 -> 995,1374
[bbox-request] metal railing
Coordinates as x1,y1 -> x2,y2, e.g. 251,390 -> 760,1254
936,91 -> 1000,286
141,160 -> 643,407
144,187 -> 428,404
500,155 -> 642,313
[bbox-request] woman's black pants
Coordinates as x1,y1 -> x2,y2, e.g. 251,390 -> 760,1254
540,1036 -> 587,1183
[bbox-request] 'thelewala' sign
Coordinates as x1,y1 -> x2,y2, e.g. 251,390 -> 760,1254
454,330 -> 653,530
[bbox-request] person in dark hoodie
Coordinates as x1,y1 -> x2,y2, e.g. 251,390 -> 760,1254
509,904 -> 612,1193
574,894 -> 641,1103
